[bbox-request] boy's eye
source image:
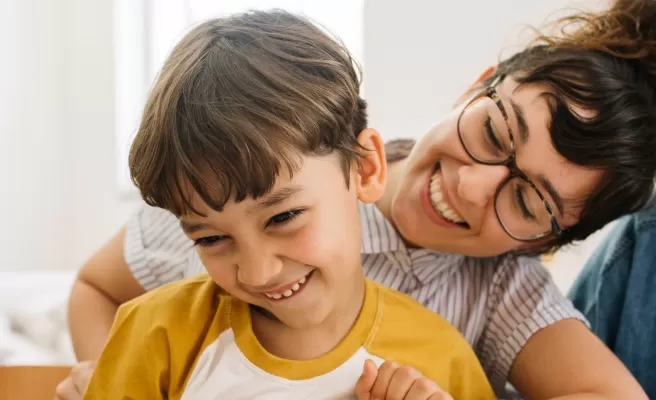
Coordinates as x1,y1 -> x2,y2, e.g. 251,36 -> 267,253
193,235 -> 226,248
267,209 -> 303,227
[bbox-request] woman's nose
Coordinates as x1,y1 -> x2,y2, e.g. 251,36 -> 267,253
457,164 -> 509,207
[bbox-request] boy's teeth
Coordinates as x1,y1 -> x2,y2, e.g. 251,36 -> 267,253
264,274 -> 309,299
429,171 -> 465,224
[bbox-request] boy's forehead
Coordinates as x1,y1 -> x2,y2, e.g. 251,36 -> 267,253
178,154 -> 344,216
178,173 -> 305,218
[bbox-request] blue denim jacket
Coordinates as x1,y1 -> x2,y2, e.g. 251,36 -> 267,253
568,208 -> 656,397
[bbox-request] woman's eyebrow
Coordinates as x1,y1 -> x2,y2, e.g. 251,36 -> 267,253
510,98 -> 530,145
537,174 -> 565,217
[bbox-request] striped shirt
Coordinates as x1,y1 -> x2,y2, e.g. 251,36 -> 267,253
125,202 -> 586,396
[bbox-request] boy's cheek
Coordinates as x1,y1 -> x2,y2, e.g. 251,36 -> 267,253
286,222 -> 357,265
202,259 -> 238,288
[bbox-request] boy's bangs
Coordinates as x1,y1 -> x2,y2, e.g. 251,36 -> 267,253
141,119 -> 305,217
129,11 -> 367,216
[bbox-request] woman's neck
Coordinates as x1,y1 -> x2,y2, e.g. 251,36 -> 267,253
250,276 -> 366,361
376,158 -> 407,225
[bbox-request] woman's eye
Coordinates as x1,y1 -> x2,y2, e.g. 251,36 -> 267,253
268,209 -> 303,226
193,235 -> 226,248
484,117 -> 504,152
514,185 -> 536,221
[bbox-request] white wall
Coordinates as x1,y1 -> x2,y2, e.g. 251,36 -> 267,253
1,0 -> 140,271
1,1 -> 70,271
364,0 -> 607,141
63,0 -> 141,270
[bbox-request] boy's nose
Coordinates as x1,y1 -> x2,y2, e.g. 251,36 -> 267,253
457,164 -> 509,208
237,252 -> 284,287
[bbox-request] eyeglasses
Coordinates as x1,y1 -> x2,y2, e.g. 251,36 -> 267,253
456,82 -> 563,242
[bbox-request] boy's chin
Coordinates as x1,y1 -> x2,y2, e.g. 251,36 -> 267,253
249,304 -> 279,321
262,305 -> 331,330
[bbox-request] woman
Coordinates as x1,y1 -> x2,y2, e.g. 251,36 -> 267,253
58,1 -> 655,399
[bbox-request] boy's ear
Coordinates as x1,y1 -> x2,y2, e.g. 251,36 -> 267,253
354,128 -> 386,204
453,66 -> 497,108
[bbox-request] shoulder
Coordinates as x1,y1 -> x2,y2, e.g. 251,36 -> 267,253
485,253 -> 551,289
595,210 -> 656,262
93,276 -> 225,398
125,204 -> 187,250
482,252 -> 576,325
368,282 -> 477,365
129,203 -> 181,229
633,207 -> 656,233
475,253 -> 587,390
123,203 -> 196,290
418,252 -> 549,298
376,282 -> 454,328
116,274 -> 221,327
367,283 -> 494,397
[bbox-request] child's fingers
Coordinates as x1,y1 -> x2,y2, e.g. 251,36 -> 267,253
386,366 -> 421,399
370,360 -> 398,399
354,359 -> 378,400
71,361 -> 96,394
405,376 -> 448,400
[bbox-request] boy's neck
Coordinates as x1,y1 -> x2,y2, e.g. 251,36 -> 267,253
250,275 -> 367,361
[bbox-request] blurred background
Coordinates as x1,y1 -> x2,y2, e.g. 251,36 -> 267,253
0,0 -> 611,365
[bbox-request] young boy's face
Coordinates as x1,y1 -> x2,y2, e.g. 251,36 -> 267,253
179,144 -> 384,329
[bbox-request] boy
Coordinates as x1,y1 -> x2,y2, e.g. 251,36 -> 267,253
82,10 -> 493,400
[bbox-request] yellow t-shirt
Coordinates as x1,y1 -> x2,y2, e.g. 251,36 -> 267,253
84,275 -> 494,399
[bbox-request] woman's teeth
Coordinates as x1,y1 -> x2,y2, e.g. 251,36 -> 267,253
430,171 -> 466,224
264,275 -> 308,300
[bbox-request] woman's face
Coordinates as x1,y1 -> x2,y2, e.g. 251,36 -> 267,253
385,74 -> 604,257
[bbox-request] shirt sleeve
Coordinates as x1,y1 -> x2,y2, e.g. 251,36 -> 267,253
123,203 -> 195,291
83,298 -> 171,399
446,343 -> 497,400
477,254 -> 589,391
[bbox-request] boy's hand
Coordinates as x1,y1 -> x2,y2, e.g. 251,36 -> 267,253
355,359 -> 453,400
53,361 -> 95,400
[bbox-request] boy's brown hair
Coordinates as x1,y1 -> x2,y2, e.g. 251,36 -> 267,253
129,10 -> 366,216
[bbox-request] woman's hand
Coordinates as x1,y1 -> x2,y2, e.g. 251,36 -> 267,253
53,361 -> 95,400
355,359 -> 453,400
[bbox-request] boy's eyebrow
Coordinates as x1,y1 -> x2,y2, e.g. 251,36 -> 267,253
179,186 -> 305,234
253,185 -> 304,212
179,220 -> 213,235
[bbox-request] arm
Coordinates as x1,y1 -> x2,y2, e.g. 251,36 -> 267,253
510,319 -> 647,400
447,348 -> 496,400
68,205 -> 194,361
68,227 -> 145,360
479,255 -> 647,399
82,299 -> 170,399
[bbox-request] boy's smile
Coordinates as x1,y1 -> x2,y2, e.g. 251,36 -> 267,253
260,270 -> 314,300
